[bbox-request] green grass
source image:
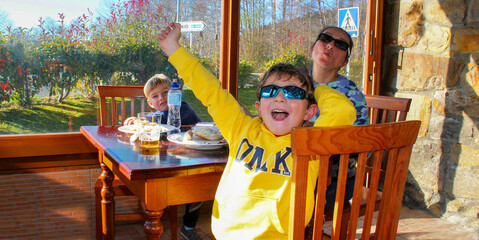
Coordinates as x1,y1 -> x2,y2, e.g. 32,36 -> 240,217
0,87 -> 259,134
182,89 -> 212,122
183,87 -> 259,122
0,95 -> 98,134
238,87 -> 258,115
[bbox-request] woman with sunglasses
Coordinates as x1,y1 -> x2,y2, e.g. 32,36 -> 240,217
310,26 -> 369,126
309,27 -> 369,213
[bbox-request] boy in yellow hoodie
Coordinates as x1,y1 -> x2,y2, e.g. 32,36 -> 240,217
158,23 -> 356,240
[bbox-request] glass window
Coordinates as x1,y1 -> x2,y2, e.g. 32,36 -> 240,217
237,0 -> 369,115
0,0 -> 369,135
0,0 -> 220,134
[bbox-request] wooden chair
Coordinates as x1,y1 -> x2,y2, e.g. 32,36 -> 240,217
364,94 -> 411,124
290,121 -> 421,240
363,94 -> 412,187
95,85 -> 178,240
318,94 -> 413,239
97,85 -> 148,126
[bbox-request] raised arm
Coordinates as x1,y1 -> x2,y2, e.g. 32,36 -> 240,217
158,23 -> 182,57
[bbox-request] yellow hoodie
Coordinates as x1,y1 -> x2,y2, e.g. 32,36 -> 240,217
169,47 -> 355,239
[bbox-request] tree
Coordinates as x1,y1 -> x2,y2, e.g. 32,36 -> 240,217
0,0 -> 367,107
0,9 -> 13,32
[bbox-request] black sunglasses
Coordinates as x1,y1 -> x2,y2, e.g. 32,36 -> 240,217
317,33 -> 350,52
259,85 -> 309,100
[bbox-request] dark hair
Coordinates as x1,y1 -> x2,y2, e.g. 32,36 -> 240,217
316,26 -> 353,59
256,63 -> 315,105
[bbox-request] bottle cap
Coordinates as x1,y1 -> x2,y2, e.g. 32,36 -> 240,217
171,80 -> 179,89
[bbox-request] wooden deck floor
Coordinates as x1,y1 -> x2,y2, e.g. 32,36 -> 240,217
114,201 -> 479,240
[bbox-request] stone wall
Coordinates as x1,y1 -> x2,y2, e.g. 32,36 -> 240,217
381,0 -> 479,232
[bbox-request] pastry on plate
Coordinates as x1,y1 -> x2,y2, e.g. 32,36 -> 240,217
183,130 -> 194,141
192,127 -> 223,141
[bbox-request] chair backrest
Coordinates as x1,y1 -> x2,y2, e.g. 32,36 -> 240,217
97,85 -> 148,126
289,121 -> 421,240
364,94 -> 411,124
364,94 -> 413,187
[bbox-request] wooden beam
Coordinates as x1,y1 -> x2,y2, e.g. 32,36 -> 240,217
363,0 -> 384,95
220,0 -> 240,99
0,132 -> 97,158
0,133 -> 98,171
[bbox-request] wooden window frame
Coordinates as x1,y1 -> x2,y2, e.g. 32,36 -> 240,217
219,0 -> 240,99
363,0 -> 384,95
0,0 -> 382,167
0,133 -> 98,172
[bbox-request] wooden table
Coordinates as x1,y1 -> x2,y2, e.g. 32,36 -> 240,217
80,126 -> 228,240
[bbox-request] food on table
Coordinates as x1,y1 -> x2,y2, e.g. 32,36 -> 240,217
192,127 -> 223,141
134,118 -> 157,127
124,118 -> 171,133
183,130 -> 194,141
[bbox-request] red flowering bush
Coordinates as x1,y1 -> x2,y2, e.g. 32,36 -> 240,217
0,82 -> 13,102
0,0 -> 218,106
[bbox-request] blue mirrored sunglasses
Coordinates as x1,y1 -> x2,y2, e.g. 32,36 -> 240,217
259,85 -> 309,100
317,33 -> 350,52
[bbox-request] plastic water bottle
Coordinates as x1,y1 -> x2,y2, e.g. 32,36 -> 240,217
167,80 -> 182,129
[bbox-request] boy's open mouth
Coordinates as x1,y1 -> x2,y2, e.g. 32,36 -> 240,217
272,109 -> 289,120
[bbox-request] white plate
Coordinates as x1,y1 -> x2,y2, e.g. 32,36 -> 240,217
195,122 -> 216,127
167,132 -> 228,150
118,124 -> 177,134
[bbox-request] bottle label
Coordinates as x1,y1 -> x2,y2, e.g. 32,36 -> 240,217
167,88 -> 182,128
168,92 -> 182,106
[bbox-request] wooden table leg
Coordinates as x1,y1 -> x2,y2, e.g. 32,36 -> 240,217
100,162 -> 115,240
144,209 -> 164,240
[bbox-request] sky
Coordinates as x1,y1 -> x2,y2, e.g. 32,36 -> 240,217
0,0 -> 120,29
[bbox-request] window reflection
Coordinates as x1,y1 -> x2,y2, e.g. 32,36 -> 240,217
0,0 -> 366,135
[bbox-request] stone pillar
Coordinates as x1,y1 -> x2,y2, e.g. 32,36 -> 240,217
381,0 -> 479,232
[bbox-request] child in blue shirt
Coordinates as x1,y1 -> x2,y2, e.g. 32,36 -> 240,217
124,73 -> 203,239
124,74 -> 201,126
